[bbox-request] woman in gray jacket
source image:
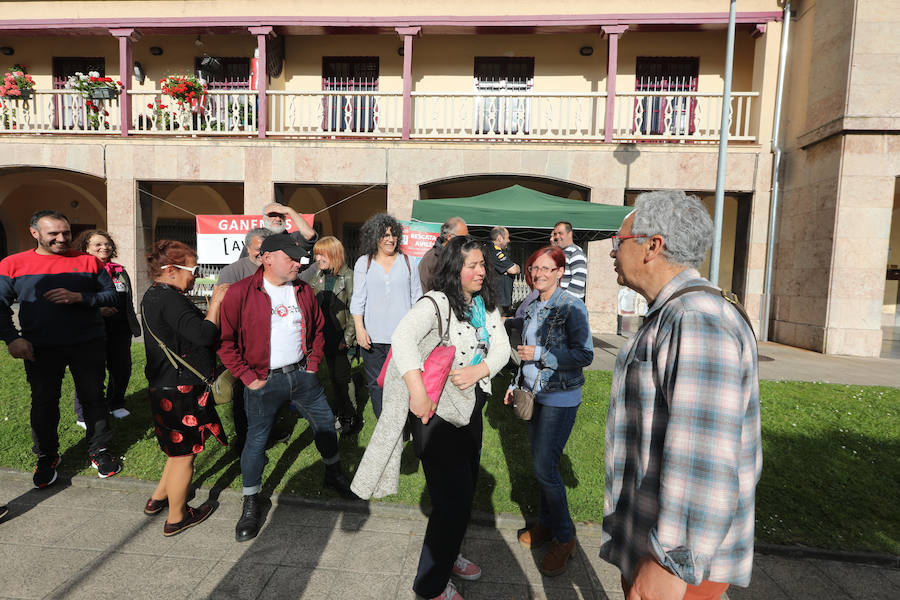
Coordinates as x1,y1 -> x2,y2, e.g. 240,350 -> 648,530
352,236 -> 510,600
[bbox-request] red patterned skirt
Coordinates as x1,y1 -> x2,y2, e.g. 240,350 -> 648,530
149,385 -> 228,457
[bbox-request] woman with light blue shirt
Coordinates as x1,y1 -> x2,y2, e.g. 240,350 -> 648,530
350,213 -> 422,418
504,245 -> 593,578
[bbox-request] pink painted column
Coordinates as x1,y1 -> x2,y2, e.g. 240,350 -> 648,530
602,25 -> 628,143
110,28 -> 139,137
249,26 -> 274,139
395,26 -> 421,140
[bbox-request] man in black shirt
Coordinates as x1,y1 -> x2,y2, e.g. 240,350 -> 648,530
488,226 -> 520,316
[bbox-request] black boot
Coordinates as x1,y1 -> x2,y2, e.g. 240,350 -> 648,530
235,493 -> 261,542
324,462 -> 359,500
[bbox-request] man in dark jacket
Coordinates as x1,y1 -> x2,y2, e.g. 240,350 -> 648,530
218,234 -> 356,543
418,216 -> 468,292
0,210 -> 122,487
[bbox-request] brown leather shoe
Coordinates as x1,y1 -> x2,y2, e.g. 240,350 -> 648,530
144,497 -> 168,515
163,503 -> 215,537
539,537 -> 577,577
518,522 -> 551,549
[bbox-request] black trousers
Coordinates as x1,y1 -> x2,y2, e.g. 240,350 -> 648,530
25,338 -> 113,456
361,342 -> 390,419
412,387 -> 486,598
73,329 -> 133,419
324,348 -> 354,420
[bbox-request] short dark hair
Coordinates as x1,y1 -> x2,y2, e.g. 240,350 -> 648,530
30,210 -> 69,230
74,229 -> 118,259
490,226 -> 507,242
554,221 -> 573,233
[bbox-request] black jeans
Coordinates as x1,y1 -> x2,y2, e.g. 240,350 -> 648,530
412,387 -> 486,598
73,329 -> 133,419
324,348 -> 355,420
25,338 -> 113,456
361,342 -> 390,419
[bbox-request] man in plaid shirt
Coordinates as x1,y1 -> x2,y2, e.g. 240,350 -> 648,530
600,191 -> 761,600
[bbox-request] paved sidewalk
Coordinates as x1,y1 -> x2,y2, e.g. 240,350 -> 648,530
589,335 -> 900,387
1,472 -> 897,600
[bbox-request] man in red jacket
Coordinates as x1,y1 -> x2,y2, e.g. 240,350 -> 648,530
219,234 -> 357,542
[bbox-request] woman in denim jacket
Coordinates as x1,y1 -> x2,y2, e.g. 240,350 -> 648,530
504,245 -> 593,577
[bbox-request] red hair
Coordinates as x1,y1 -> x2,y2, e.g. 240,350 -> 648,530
524,245 -> 566,289
147,240 -> 197,278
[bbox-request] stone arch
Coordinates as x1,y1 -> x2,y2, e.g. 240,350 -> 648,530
286,187 -> 333,236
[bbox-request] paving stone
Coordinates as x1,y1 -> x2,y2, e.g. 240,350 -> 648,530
726,564 -> 790,600
188,560 -> 278,600
813,559 -> 899,600
0,544 -> 101,599
754,555 -> 851,600
0,504 -> 93,546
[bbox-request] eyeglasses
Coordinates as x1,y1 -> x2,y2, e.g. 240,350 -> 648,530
163,264 -> 199,275
528,265 -> 560,275
610,234 -> 650,251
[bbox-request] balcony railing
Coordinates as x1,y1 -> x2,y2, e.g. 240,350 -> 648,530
410,92 -> 607,140
0,89 -> 122,133
612,91 -> 759,141
130,90 -> 258,135
267,90 -> 403,137
0,89 -> 759,143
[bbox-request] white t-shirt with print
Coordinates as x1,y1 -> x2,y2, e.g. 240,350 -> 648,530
263,278 -> 304,369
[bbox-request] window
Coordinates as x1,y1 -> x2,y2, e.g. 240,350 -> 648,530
194,56 -> 251,90
322,57 -> 379,133
634,57 -> 699,136
52,57 -> 105,89
473,57 -> 534,135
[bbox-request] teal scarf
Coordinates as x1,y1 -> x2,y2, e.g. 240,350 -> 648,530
466,295 -> 490,366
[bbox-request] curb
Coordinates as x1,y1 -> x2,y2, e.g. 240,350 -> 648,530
1,468 -> 897,569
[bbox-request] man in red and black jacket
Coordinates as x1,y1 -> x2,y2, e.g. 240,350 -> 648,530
0,210 -> 122,488
218,233 -> 357,543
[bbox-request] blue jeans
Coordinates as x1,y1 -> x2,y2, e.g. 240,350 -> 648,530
528,400 -> 580,544
241,369 -> 338,495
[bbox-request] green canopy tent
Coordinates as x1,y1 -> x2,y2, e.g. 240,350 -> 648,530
411,185 -> 632,241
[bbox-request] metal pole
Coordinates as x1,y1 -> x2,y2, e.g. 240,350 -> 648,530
761,1 -> 792,340
709,0 -> 737,286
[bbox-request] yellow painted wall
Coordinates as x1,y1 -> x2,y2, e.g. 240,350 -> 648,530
284,35 -> 403,93
4,1 -> 786,20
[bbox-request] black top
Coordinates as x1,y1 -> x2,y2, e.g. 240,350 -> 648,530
141,283 -> 219,387
488,243 -> 515,307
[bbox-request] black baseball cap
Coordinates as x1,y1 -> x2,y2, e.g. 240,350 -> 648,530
259,234 -> 305,261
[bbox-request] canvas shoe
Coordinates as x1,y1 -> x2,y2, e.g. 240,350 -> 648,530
33,453 -> 60,488
430,580 -> 464,600
90,449 -> 122,479
452,554 -> 481,581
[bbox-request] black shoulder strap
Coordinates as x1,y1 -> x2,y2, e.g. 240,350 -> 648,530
656,285 -> 753,331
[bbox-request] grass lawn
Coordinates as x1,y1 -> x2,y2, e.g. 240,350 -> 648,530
0,344 -> 897,555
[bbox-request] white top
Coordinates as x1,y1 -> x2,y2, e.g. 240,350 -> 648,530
263,277 -> 304,369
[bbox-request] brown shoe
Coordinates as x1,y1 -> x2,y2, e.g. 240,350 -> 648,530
163,503 -> 215,537
144,497 -> 168,515
539,537 -> 577,577
518,522 -> 551,549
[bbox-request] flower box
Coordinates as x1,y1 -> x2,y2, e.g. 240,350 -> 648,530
90,87 -> 118,100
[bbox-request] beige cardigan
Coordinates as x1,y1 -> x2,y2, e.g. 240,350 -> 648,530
350,291 -> 510,499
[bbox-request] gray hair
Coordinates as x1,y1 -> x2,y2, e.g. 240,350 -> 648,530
438,216 -> 466,244
630,190 -> 713,268
245,227 -> 273,247
490,226 -> 507,241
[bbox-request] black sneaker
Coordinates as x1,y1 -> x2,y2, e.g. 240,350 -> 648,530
324,463 -> 359,500
33,453 -> 60,488
90,449 -> 122,479
0,505 -> 8,520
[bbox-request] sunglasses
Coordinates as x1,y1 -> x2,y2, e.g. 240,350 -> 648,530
163,264 -> 199,276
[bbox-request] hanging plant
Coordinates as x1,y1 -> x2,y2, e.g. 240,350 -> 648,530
160,74 -> 207,108
66,71 -> 123,99
1,65 -> 35,99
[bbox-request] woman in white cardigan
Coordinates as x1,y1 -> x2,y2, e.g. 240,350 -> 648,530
351,236 -> 510,600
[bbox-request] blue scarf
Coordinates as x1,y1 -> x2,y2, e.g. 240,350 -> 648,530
466,295 -> 491,366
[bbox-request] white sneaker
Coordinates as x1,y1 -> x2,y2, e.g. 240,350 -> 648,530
431,580 -> 463,600
111,408 -> 130,419
452,554 -> 482,581
76,420 -> 87,430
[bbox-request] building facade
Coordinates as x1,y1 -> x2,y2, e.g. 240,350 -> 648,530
0,0 -> 897,356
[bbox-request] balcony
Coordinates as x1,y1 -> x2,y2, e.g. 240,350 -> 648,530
0,88 -> 759,142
